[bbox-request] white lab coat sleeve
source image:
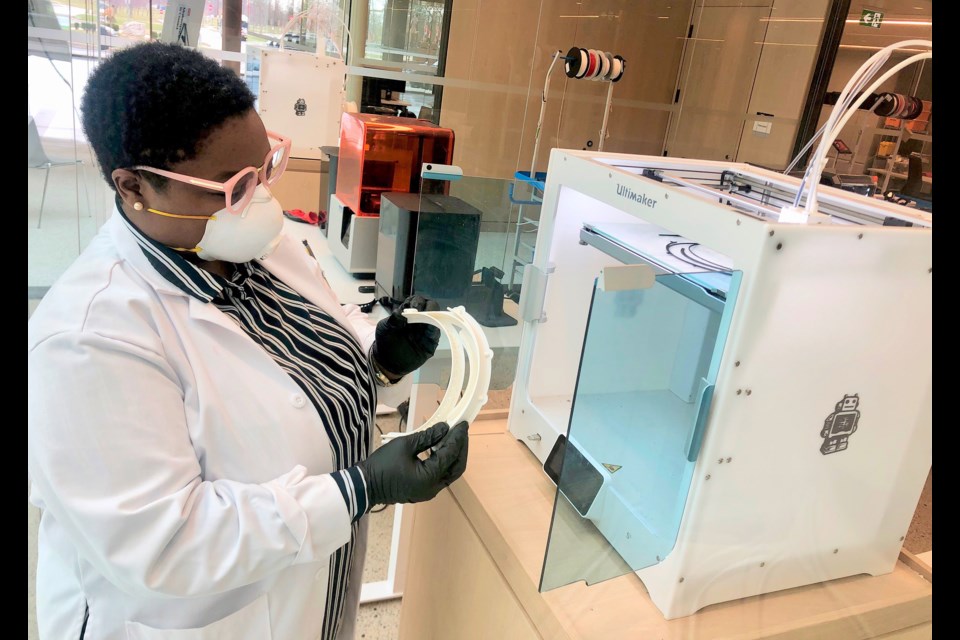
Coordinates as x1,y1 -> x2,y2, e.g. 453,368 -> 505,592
342,301 -> 377,351
27,330 -> 352,599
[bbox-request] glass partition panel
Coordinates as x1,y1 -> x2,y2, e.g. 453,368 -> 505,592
540,257 -> 741,591
363,0 -> 448,68
414,173 -> 517,318
28,1 -> 114,295
371,172 -> 521,390
810,5 -> 932,206
344,0 -> 695,177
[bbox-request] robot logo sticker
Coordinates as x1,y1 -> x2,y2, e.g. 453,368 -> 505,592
294,98 -> 307,116
820,394 -> 861,455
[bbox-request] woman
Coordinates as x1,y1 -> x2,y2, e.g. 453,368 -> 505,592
27,42 -> 468,639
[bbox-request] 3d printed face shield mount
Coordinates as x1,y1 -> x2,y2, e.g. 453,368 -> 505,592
380,306 -> 493,443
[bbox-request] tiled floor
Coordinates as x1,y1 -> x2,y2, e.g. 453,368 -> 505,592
358,413 -> 403,639
356,600 -> 403,640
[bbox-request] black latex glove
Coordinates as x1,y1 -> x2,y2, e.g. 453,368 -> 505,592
358,421 -> 469,506
372,295 -> 441,379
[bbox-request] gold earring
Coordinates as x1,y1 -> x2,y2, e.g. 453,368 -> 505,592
133,202 -> 144,211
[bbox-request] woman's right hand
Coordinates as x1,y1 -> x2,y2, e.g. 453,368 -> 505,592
357,421 -> 469,506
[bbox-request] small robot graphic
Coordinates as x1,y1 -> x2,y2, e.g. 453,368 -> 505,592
820,394 -> 861,455
294,98 -> 307,116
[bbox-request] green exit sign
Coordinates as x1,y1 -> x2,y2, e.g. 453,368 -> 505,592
860,9 -> 884,28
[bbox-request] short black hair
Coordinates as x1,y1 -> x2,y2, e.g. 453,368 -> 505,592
80,42 -> 256,191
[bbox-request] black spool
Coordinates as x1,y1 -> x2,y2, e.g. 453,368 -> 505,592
564,46 -> 582,78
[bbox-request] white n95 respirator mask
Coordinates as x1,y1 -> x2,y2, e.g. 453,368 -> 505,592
192,184 -> 284,263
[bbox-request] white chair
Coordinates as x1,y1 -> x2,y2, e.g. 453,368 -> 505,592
28,116 -> 86,228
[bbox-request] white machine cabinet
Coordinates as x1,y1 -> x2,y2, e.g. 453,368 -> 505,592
508,149 -> 932,619
326,193 -> 379,274
258,49 -> 345,160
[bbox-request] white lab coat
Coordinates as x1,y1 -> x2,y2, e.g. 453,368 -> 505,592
28,211 -> 408,639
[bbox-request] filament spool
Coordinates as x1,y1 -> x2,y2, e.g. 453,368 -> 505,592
584,49 -> 598,79
597,50 -> 611,80
561,47 -> 626,82
611,55 -> 626,82
602,51 -> 615,80
575,47 -> 590,78
564,46 -> 585,78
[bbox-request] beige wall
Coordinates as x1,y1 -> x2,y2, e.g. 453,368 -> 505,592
267,157 -> 329,214
437,0 -> 839,178
736,0 -> 831,169
666,0 -> 830,169
439,0 -> 693,179
666,3 -> 773,161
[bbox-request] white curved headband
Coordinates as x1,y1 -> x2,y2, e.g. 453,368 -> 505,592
380,306 -> 493,443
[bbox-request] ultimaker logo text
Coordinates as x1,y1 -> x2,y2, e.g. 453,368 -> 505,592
616,184 -> 657,208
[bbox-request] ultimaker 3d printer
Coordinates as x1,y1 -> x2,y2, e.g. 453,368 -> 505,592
508,149 -> 931,620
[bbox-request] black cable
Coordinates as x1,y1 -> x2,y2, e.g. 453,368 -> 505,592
359,295 -> 401,314
666,242 -> 703,270
666,241 -> 721,272
665,241 -> 731,273
679,245 -> 719,271
686,244 -> 728,270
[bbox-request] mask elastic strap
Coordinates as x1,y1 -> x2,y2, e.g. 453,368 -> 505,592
146,207 -> 216,221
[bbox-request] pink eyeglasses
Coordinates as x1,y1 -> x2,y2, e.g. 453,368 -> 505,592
132,131 -> 292,215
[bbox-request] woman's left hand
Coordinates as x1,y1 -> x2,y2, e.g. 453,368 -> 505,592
371,295 -> 441,378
